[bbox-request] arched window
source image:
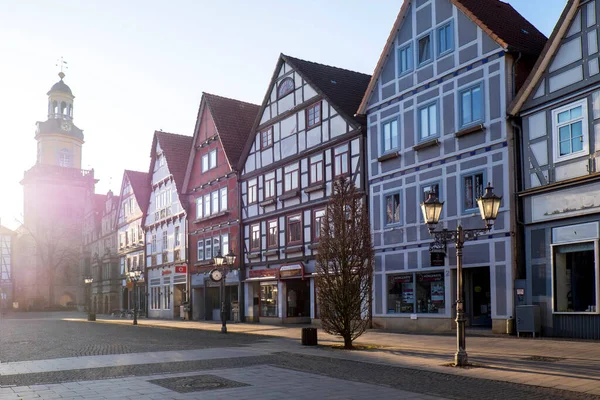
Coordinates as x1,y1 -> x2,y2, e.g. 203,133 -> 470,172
61,102 -> 67,115
58,148 -> 72,167
53,101 -> 58,116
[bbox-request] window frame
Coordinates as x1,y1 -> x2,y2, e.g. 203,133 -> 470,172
437,21 -> 454,56
287,214 -> 303,245
420,181 -> 442,221
381,117 -> 399,154
264,172 -> 276,200
306,102 -> 322,129
205,238 -> 212,261
417,101 -> 439,142
397,43 -> 413,76
277,76 -> 295,99
250,223 -> 261,251
261,127 -> 273,150
458,82 -> 485,129
203,194 -> 211,217
417,32 -> 433,67
461,170 -> 487,213
333,144 -> 350,178
267,219 -> 278,249
211,191 -> 219,215
309,154 -> 324,185
312,208 -> 326,242
197,240 -> 204,261
551,99 -> 589,163
221,233 -> 229,258
248,178 -> 258,204
283,163 -> 300,193
383,191 -> 402,226
220,187 -> 228,211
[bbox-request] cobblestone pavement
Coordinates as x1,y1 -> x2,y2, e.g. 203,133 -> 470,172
0,312 -> 599,399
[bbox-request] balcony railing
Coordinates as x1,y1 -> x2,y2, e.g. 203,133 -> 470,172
23,164 -> 94,181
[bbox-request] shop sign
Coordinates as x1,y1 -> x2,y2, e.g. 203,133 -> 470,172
161,269 -> 172,276
392,274 -> 412,283
175,265 -> 187,274
279,263 -> 304,279
249,269 -> 279,279
417,272 -> 443,282
430,252 -> 445,267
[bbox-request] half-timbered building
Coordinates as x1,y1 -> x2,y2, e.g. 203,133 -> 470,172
509,0 -> 600,339
183,93 -> 259,322
358,0 -> 546,333
238,54 -> 370,323
144,131 -> 192,319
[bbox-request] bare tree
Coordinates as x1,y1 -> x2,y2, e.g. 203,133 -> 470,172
316,177 -> 374,349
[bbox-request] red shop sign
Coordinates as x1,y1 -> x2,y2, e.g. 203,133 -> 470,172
161,270 -> 172,276
175,265 -> 187,274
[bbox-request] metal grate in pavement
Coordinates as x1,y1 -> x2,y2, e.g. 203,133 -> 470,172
148,374 -> 250,393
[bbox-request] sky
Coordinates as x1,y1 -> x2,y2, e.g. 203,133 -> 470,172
0,0 -> 566,230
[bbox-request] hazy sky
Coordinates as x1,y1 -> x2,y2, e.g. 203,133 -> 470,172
0,0 -> 566,230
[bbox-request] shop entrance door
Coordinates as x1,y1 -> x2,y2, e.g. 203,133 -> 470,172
469,267 -> 492,327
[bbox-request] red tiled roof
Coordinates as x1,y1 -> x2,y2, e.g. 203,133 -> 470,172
124,170 -> 151,215
153,131 -> 193,193
203,93 -> 260,167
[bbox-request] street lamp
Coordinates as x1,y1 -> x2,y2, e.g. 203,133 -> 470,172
128,268 -> 142,325
211,249 -> 236,334
84,277 -> 95,321
420,183 -> 502,367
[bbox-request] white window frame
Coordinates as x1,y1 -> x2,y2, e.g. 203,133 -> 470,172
418,101 -> 439,142
551,99 -> 589,163
196,197 -> 203,219
220,187 -> 227,211
383,191 -> 402,226
248,178 -> 258,204
197,240 -> 204,261
221,233 -> 229,257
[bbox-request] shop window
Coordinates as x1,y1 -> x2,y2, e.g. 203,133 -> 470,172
261,127 -> 273,149
310,154 -> 324,184
415,272 -> 445,313
306,102 -> 322,129
387,274 -> 414,313
260,283 -> 278,317
264,172 -> 276,199
267,220 -> 278,248
286,279 -> 310,317
387,272 -> 445,314
553,242 -> 597,313
287,214 -> 302,245
250,224 -> 261,251
462,171 -> 485,212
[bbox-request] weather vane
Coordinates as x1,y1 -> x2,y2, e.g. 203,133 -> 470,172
55,56 -> 68,79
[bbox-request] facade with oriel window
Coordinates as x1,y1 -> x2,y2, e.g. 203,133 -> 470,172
144,131 -> 192,319
358,0 -> 546,333
509,0 -> 600,339
237,54 -> 370,323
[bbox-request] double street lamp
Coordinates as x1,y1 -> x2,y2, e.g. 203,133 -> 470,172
420,183 -> 502,367
84,277 -> 95,321
211,249 -> 236,334
128,268 -> 142,326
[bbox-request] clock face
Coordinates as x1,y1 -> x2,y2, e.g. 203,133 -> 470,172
277,77 -> 294,99
61,122 -> 71,132
209,268 -> 223,282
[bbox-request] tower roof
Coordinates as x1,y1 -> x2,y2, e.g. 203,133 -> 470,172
47,73 -> 73,97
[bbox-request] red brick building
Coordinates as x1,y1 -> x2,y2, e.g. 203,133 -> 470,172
182,93 -> 259,321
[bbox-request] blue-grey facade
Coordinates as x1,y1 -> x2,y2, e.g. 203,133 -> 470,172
360,0 -> 543,333
513,0 -> 600,339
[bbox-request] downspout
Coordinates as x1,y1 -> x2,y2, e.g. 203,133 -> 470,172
236,172 -> 245,322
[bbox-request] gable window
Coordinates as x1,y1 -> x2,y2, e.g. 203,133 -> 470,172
196,197 -> 203,219
248,179 -> 258,204
417,33 -> 433,66
250,224 -> 261,251
382,119 -> 399,153
310,154 -> 324,184
306,102 -> 322,129
385,193 -> 401,225
264,172 -> 276,199
202,150 -> 217,172
313,209 -> 326,241
261,127 -> 273,149
287,214 -> 302,245
267,220 -> 278,248
460,83 -> 484,128
220,187 -> 227,211
334,144 -> 350,177
284,163 -> 299,192
397,44 -> 413,75
197,240 -> 204,261
437,22 -> 454,56
463,172 -> 485,211
277,77 -> 295,99
418,102 -> 438,141
205,238 -> 212,261
552,100 -> 588,162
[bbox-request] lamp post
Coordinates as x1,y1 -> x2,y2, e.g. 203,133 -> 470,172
84,277 -> 94,321
128,268 -> 142,325
420,183 -> 502,367
211,249 -> 236,334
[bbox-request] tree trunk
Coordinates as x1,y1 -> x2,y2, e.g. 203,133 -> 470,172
343,335 -> 353,349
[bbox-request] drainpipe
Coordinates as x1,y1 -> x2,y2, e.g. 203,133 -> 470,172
236,172 -> 245,322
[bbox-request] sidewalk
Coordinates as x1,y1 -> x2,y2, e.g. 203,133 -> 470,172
67,316 -> 600,396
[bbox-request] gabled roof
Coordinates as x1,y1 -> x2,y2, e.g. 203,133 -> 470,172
237,54 -> 371,171
357,0 -> 547,114
204,93 -> 260,168
124,170 -> 151,215
150,131 -> 193,193
0,224 -> 15,236
508,0 -> 579,115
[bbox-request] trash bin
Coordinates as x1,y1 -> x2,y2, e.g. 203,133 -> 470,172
506,317 -> 514,334
301,327 -> 318,346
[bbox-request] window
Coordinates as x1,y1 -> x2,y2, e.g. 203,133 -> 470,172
287,215 -> 302,245
418,102 -> 438,141
220,188 -> 227,211
138,225 -> 143,241
202,149 -> 217,172
248,179 -> 258,204
418,33 -> 433,66
553,243 -> 597,313
202,154 -> 209,172
264,172 -> 276,199
334,145 -> 349,177
250,224 -> 261,251
203,194 -> 211,217
213,237 -> 220,257
209,149 -> 217,169
151,286 -> 160,310
460,84 -> 484,127
268,220 -> 278,248
151,234 -> 156,253
260,283 -> 278,317
284,163 -> 299,192
174,226 -> 180,247
277,77 -> 294,98
196,197 -> 203,219
437,22 -> 454,55
309,154 -> 324,184
58,148 -> 72,167
385,193 -> 401,225
313,209 -> 326,241
382,119 -> 399,153
387,272 -> 445,314
205,238 -> 212,260
306,102 -> 322,129
211,191 -> 219,214
162,231 -> 168,251
422,182 -> 440,202
463,172 -> 485,211
553,100 -> 588,161
197,240 -> 204,261
163,285 -> 170,309
397,44 -> 413,75
221,233 -> 229,257
261,127 -> 273,149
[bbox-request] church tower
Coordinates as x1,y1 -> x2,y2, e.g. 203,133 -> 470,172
15,70 -> 96,309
